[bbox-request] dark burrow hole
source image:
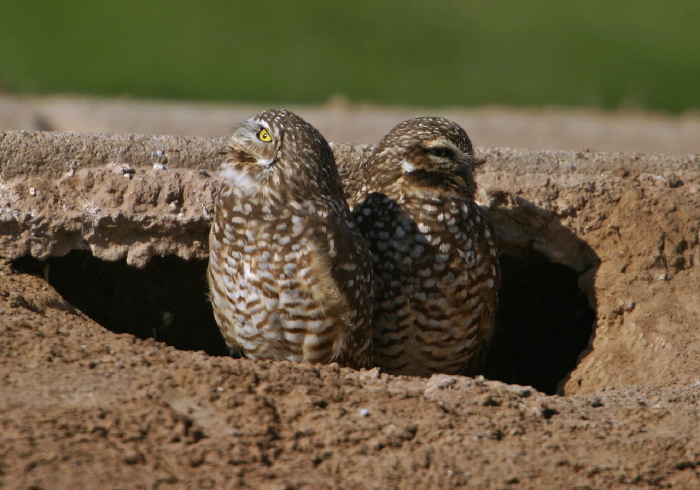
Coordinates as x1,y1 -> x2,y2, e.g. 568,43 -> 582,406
482,252 -> 596,394
13,252 -> 229,357
12,249 -> 595,395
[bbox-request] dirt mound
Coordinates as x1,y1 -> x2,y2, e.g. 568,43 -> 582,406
1,129 -> 699,488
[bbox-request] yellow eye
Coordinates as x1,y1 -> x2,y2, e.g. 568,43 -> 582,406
258,128 -> 272,142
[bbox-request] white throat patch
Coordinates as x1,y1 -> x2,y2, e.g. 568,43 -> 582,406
220,165 -> 259,197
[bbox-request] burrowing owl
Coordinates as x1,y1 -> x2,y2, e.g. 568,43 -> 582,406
345,117 -> 500,376
208,109 -> 373,369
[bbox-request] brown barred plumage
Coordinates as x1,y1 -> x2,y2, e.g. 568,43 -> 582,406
208,109 -> 373,369
343,117 -> 500,376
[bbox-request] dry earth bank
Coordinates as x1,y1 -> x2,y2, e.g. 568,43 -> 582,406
0,123 -> 699,488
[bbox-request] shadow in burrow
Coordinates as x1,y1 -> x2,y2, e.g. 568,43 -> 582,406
11,197 -> 599,395
481,194 -> 600,395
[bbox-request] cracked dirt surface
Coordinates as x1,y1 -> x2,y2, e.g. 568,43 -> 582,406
1,108 -> 700,488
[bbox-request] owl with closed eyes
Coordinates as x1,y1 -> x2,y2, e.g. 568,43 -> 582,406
208,109 -> 374,369
344,117 -> 500,376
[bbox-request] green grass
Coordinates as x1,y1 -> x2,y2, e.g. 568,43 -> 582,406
1,1 -> 699,112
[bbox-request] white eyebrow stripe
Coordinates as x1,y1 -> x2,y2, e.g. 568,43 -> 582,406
425,140 -> 460,151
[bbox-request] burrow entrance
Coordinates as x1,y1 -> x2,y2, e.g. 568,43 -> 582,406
12,248 -> 595,395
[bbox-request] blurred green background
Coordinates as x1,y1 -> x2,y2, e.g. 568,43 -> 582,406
1,1 -> 698,113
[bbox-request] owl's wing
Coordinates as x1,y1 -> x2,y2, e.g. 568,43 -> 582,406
309,205 -> 374,368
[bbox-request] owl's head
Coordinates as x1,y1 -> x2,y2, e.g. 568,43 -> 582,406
366,117 -> 476,198
221,109 -> 341,200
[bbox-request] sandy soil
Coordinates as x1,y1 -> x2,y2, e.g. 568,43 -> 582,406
1,101 -> 700,488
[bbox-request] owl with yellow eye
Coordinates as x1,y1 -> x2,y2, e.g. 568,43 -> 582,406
208,109 -> 374,369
